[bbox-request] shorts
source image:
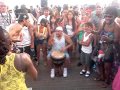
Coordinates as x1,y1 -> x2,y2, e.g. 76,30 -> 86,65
71,36 -> 77,43
80,51 -> 91,67
35,39 -> 47,45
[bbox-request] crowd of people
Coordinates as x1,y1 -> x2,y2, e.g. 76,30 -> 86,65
1,3 -> 120,90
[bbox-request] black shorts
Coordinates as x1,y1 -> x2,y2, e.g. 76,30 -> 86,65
18,46 -> 31,55
35,39 -> 47,45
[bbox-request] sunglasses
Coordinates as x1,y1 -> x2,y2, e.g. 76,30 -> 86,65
104,15 -> 113,18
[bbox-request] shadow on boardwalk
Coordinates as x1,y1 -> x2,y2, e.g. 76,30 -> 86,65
26,58 -> 112,90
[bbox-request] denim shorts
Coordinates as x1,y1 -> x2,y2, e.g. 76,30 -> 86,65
35,39 -> 47,45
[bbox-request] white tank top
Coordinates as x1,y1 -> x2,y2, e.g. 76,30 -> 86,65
52,33 -> 65,51
81,32 -> 92,54
66,25 -> 74,36
16,27 -> 31,47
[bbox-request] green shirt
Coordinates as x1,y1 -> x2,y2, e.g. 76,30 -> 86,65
78,31 -> 84,41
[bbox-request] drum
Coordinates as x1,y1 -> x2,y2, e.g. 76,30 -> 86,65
51,50 -> 65,65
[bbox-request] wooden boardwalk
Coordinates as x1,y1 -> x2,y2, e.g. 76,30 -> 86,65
26,58 -> 112,90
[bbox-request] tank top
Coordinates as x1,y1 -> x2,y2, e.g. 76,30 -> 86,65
81,32 -> 92,54
52,33 -> 65,51
16,27 -> 31,47
0,53 -> 27,90
37,25 -> 47,40
65,25 -> 74,36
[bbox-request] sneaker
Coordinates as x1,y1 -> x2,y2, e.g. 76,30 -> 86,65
85,71 -> 90,77
50,69 -> 55,78
80,69 -> 86,75
63,68 -> 67,78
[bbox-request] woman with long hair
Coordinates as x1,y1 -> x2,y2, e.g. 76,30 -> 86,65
50,14 -> 56,33
64,10 -> 77,57
0,26 -> 37,90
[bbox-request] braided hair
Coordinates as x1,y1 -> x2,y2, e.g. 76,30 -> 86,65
0,26 -> 11,65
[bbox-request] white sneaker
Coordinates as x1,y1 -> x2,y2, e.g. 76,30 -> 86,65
50,69 -> 55,78
85,71 -> 90,77
80,69 -> 86,75
63,68 -> 67,78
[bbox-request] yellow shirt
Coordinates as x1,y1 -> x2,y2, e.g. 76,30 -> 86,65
0,53 -> 27,90
37,25 -> 48,39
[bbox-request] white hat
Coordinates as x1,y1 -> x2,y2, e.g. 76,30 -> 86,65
56,26 -> 63,31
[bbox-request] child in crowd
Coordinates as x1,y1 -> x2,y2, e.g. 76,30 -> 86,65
79,22 -> 94,77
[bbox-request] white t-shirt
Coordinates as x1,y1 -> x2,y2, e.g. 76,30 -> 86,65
37,15 -> 50,24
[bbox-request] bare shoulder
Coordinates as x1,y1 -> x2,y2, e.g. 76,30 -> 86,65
12,23 -> 22,29
14,53 -> 32,71
15,53 -> 37,80
20,53 -> 31,61
9,23 -> 22,33
17,53 -> 32,66
115,17 -> 120,27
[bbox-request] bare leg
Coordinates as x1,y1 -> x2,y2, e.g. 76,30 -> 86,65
47,58 -> 53,70
97,63 -> 105,81
42,44 -> 47,66
36,44 -> 40,65
104,62 -> 112,84
63,58 -> 70,68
